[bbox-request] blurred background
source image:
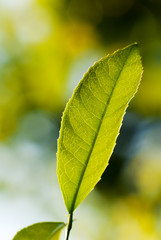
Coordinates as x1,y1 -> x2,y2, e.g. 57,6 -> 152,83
0,0 -> 161,239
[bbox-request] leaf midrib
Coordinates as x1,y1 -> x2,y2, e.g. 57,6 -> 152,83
69,46 -> 133,213
48,223 -> 65,240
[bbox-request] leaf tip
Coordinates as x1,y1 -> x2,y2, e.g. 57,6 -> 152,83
126,42 -> 139,51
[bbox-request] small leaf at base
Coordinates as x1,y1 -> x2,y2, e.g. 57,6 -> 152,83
12,222 -> 65,240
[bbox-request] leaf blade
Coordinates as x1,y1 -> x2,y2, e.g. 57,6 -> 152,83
57,43 -> 143,213
12,222 -> 65,240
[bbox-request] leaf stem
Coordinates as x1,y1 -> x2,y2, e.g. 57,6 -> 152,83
66,213 -> 73,240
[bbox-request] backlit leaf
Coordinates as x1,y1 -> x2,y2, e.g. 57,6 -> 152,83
57,43 -> 143,213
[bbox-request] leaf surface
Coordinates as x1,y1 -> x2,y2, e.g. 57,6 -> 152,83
13,222 -> 65,240
57,43 -> 143,213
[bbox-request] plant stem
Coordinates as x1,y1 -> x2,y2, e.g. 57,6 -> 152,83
66,213 -> 73,240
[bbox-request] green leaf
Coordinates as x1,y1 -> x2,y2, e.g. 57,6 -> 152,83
57,43 -> 143,214
13,222 -> 65,240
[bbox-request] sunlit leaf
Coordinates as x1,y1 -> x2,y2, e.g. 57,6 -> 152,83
57,43 -> 143,213
13,222 -> 65,240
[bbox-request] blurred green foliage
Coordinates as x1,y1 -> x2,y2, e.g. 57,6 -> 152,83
0,0 -> 161,240
0,0 -> 98,139
0,0 -> 161,139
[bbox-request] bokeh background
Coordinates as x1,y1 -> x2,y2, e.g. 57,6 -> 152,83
0,0 -> 161,239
